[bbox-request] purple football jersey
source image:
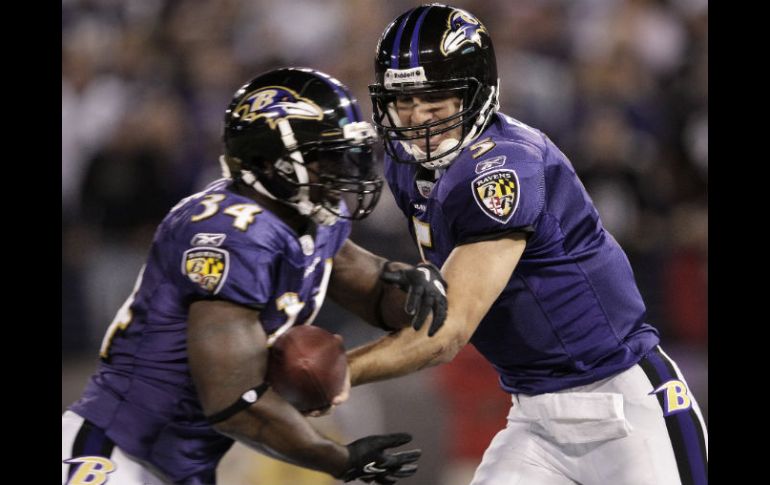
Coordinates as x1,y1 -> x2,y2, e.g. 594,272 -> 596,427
385,113 -> 660,395
69,178 -> 351,483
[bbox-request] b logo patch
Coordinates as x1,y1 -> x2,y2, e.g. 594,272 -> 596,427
183,248 -> 229,294
651,379 -> 693,416
471,169 -> 520,223
63,456 -> 115,485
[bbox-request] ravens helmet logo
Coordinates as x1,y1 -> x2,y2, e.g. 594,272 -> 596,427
232,86 -> 323,130
440,9 -> 488,56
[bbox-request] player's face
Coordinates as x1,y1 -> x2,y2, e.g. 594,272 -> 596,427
305,161 -> 338,207
395,93 -> 462,151
304,147 -> 379,219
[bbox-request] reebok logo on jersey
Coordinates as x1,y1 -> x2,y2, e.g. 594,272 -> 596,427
471,169 -> 520,224
182,248 -> 229,294
191,233 -> 227,247
474,155 -> 507,174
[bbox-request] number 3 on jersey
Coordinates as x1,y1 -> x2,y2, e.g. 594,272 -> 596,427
191,194 -> 263,231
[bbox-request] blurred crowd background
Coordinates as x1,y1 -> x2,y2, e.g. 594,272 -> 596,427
62,0 -> 707,484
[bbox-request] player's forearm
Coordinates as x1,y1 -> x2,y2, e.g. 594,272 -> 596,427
348,239 -> 525,385
215,392 -> 348,477
348,323 -> 466,386
329,240 -> 412,329
334,265 -> 413,330
375,262 -> 414,330
328,240 -> 386,324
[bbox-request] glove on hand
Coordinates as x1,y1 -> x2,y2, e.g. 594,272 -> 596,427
381,262 -> 448,336
340,433 -> 422,484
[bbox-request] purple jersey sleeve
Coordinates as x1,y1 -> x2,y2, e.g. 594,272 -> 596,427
441,140 -> 546,244
180,238 -> 277,309
168,192 -> 284,310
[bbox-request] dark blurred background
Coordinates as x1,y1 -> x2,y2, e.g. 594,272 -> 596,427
62,1 -> 707,484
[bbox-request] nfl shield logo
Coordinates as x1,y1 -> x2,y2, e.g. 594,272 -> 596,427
415,179 -> 435,198
471,169 -> 520,223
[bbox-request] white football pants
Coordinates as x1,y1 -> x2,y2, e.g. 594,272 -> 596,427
62,410 -> 170,485
470,346 -> 708,485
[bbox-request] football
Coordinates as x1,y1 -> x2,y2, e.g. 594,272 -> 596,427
266,325 -> 348,413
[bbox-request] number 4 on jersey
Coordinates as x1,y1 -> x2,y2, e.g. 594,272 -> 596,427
191,194 -> 263,232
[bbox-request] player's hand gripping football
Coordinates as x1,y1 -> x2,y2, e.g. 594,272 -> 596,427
380,262 -> 448,336
339,433 -> 421,484
304,367 -> 351,418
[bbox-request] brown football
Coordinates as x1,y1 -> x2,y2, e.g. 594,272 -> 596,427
266,325 -> 348,413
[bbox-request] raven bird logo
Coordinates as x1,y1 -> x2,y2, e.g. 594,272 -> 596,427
440,9 -> 488,56
232,86 -> 323,129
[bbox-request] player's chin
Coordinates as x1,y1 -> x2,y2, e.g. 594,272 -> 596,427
414,136 -> 437,151
303,405 -> 333,418
418,136 -> 454,153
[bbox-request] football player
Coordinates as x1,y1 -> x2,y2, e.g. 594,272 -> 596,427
348,4 -> 708,484
61,68 -> 448,485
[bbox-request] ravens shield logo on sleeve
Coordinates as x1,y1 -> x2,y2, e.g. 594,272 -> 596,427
471,169 -> 520,224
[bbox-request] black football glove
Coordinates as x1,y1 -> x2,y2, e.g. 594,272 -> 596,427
380,262 -> 448,337
340,433 -> 421,484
